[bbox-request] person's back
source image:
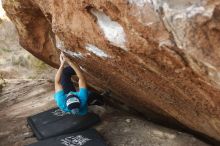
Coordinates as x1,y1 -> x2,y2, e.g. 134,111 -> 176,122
54,88 -> 89,115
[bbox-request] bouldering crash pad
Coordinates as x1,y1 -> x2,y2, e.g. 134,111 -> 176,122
27,108 -> 100,140
27,129 -> 107,146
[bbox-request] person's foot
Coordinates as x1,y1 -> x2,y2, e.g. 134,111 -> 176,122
100,89 -> 111,97
88,90 -> 111,106
89,99 -> 104,106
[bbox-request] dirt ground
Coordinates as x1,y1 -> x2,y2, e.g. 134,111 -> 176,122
0,79 -> 210,146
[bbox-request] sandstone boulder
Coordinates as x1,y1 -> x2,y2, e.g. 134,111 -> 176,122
3,0 -> 220,141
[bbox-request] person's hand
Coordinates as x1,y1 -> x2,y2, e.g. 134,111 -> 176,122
60,52 -> 65,65
62,53 -> 71,63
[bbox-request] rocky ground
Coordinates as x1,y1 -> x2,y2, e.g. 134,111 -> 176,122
0,79 -> 210,146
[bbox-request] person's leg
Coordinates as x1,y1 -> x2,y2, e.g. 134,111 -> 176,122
61,66 -> 76,94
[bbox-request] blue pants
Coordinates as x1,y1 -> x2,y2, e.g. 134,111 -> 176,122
61,66 -> 76,94
61,66 -> 104,106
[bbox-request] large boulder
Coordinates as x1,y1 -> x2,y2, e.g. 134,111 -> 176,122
3,0 -> 220,141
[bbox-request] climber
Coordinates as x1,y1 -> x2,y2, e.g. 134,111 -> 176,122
54,52 -> 105,115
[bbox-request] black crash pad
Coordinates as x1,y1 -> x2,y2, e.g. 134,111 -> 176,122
27,129 -> 107,146
27,108 -> 101,140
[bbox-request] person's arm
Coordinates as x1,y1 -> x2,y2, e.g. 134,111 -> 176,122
55,53 -> 65,92
64,55 -> 87,88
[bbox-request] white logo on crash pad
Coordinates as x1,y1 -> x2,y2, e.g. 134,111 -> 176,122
60,135 -> 91,146
51,109 -> 69,117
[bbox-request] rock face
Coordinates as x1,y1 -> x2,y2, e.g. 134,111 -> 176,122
3,0 -> 220,141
